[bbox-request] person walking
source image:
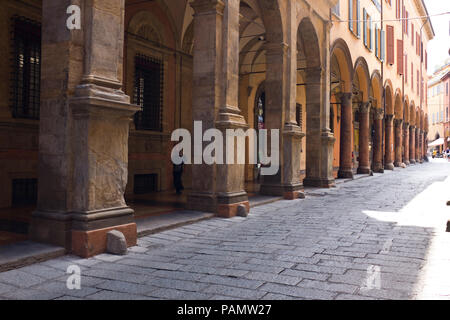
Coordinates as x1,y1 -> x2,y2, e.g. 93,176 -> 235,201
173,156 -> 184,195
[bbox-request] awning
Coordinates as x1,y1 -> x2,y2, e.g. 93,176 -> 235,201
428,138 -> 444,147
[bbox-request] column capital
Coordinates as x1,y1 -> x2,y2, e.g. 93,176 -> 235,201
403,122 -> 410,129
394,118 -> 403,126
373,108 -> 384,120
337,92 -> 353,103
191,0 -> 225,15
385,114 -> 394,122
359,102 -> 371,113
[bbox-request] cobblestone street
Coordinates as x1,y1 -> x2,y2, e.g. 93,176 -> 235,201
1,160 -> 450,300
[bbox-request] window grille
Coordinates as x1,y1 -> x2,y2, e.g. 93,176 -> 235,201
11,16 -> 41,120
134,54 -> 164,131
134,174 -> 158,194
12,178 -> 37,206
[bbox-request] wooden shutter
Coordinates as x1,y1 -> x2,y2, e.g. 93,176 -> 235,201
425,51 -> 428,70
397,39 -> 403,75
381,29 -> 385,61
387,25 -> 394,65
411,24 -> 414,45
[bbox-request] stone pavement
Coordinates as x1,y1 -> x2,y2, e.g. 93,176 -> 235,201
1,160 -> 450,300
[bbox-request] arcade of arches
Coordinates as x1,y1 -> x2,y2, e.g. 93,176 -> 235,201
0,0 -> 428,257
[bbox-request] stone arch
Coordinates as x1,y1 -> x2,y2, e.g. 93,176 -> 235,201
353,57 -> 371,102
182,21 -> 194,55
394,89 -> 403,120
416,108 -> 421,129
256,0 -> 285,43
384,80 -> 394,115
410,102 -> 416,126
127,9 -> 176,48
419,110 -> 425,130
297,17 -> 323,184
403,95 -> 410,123
370,71 -> 382,109
330,38 -> 353,92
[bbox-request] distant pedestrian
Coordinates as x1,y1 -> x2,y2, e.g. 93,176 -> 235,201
173,154 -> 184,195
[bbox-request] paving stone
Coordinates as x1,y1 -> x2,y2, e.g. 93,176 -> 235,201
33,281 -> 101,298
280,269 -> 330,281
258,283 -> 336,300
202,284 -> 266,299
0,270 -> 46,288
1,288 -> 64,300
147,277 -> 209,292
147,288 -> 211,300
2,161 -> 449,300
197,275 -> 264,290
85,290 -> 154,300
96,280 -> 156,295
297,279 -> 358,294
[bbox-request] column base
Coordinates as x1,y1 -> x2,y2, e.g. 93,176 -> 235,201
187,191 -> 249,218
410,159 -> 416,164
394,162 -> 403,167
283,190 -> 306,200
338,169 -> 354,179
72,223 -> 137,258
404,160 -> 410,166
372,163 -> 384,173
30,207 -> 137,258
303,178 -> 336,188
260,182 -> 304,197
357,167 -> 371,175
384,163 -> 395,170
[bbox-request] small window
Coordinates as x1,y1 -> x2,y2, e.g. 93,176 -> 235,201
134,174 -> 158,194
12,178 -> 37,206
11,16 -> 41,120
134,54 -> 164,131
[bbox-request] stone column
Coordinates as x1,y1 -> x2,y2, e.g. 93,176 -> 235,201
394,119 -> 403,167
260,41 -> 305,199
415,127 -> 420,163
403,122 -> 410,165
409,125 -> 416,164
337,92 -> 354,179
357,102 -> 371,174
372,108 -> 384,173
187,0 -> 250,217
384,114 -> 395,170
30,0 -> 139,257
419,130 -> 424,163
